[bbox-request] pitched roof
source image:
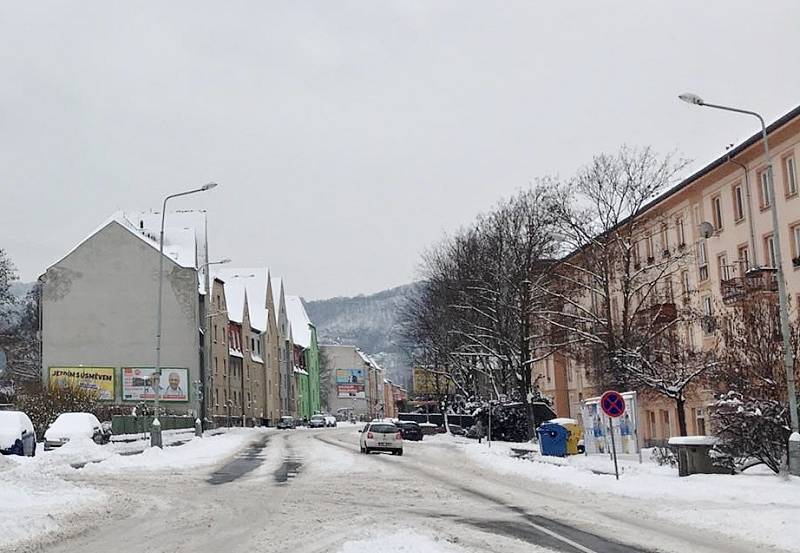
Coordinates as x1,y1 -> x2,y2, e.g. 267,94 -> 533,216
212,267 -> 270,331
48,210 -> 201,271
285,294 -> 312,348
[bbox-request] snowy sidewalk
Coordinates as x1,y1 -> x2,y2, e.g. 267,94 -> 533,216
440,435 -> 800,552
0,428 -> 268,551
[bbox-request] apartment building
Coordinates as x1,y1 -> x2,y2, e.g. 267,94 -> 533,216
41,211 -> 208,413
535,104 -> 800,445
322,345 -> 385,420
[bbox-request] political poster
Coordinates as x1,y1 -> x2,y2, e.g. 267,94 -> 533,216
336,368 -> 365,398
121,367 -> 189,402
49,367 -> 115,401
581,391 -> 640,455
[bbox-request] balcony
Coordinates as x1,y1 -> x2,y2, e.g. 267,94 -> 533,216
637,293 -> 678,325
720,267 -> 778,305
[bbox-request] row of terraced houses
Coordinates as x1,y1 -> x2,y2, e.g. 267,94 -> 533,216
534,104 -> 800,446
39,210 -> 320,426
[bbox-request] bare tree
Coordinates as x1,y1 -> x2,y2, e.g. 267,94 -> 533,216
533,146 -> 695,399
400,186 -> 560,437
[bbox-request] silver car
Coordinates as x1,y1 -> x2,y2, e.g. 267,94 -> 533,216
359,422 -> 403,455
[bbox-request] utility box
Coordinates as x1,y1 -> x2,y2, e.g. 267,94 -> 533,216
537,423 -> 569,457
668,436 -> 730,477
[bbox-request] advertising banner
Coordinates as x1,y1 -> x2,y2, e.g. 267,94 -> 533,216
581,391 -> 640,455
336,368 -> 365,398
49,367 -> 115,401
122,367 -> 189,402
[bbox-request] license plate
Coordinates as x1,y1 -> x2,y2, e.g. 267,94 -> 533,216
378,442 -> 391,446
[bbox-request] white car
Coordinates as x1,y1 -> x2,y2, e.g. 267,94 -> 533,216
324,415 -> 337,427
44,412 -> 110,450
0,410 -> 37,457
359,421 -> 403,455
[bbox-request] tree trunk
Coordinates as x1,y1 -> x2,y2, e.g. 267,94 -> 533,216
675,396 -> 688,436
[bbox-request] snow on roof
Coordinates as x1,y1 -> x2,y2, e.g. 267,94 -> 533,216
668,436 -> 718,446
293,366 -> 309,376
49,210 -> 204,271
270,277 -> 284,313
285,294 -> 312,348
547,418 -> 579,426
213,267 -> 269,330
356,349 -> 383,372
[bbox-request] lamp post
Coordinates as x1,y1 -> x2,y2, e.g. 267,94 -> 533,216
151,182 -> 218,448
199,257 -> 230,434
679,93 -> 800,474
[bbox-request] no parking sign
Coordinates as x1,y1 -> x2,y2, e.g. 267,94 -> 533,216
600,390 -> 626,418
600,390 -> 626,480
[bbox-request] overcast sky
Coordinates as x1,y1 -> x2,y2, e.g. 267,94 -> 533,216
2,2 -> 799,299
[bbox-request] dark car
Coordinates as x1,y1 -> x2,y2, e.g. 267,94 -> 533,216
395,421 -> 423,441
277,416 -> 296,429
0,411 -> 37,457
309,415 -> 326,428
448,424 -> 466,436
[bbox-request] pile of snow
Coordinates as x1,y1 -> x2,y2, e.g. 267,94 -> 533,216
84,428 -> 265,473
0,446 -> 105,549
455,436 -> 800,551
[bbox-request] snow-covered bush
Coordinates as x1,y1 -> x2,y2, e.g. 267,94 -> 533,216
472,402 -> 530,442
711,392 -> 790,474
650,446 -> 677,467
14,381 -> 98,437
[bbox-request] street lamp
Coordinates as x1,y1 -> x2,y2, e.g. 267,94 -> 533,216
679,93 -> 800,474
151,182 -> 219,448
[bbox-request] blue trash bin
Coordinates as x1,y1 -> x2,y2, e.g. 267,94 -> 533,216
537,423 -> 569,457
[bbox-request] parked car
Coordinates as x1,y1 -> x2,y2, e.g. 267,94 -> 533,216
276,416 -> 296,430
449,424 -> 466,436
44,412 -> 109,450
359,421 -> 403,455
309,415 -> 326,428
324,415 -> 337,427
0,410 -> 37,457
395,420 -> 423,441
419,422 -> 438,436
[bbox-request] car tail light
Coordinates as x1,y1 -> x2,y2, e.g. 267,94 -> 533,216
367,432 -> 373,439
395,432 -> 402,440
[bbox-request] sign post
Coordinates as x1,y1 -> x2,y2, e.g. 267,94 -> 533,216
600,390 -> 626,480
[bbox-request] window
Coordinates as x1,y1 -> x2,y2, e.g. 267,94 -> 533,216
646,233 -> 654,262
251,338 -> 255,351
792,225 -> 800,266
698,241 -> 709,281
661,410 -> 672,438
685,322 -> 695,349
785,155 -> 798,196
759,169 -> 772,208
664,277 -> 674,301
214,357 -> 218,373
680,270 -> 690,297
717,252 -> 730,281
660,223 -> 669,256
732,184 -> 744,221
711,195 -> 723,230
223,358 -> 227,375
214,325 -> 218,342
676,217 -> 686,247
648,411 -> 657,439
764,234 -> 776,267
695,408 -> 707,435
702,296 -> 714,335
633,241 -> 641,268
738,244 -> 750,273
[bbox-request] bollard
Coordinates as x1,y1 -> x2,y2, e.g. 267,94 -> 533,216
195,418 -> 203,438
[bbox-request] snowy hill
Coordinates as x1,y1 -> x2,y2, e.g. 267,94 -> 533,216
304,283 -> 420,388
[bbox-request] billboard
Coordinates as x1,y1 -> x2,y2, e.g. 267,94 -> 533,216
121,367 -> 189,402
581,391 -> 640,455
336,368 -> 365,398
49,367 -> 115,401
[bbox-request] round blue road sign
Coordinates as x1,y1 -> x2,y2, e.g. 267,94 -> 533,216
600,390 -> 626,418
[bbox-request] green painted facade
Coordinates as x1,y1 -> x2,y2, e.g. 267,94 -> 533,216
306,324 -> 321,415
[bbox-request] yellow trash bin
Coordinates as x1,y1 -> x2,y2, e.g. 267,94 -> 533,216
547,418 -> 583,455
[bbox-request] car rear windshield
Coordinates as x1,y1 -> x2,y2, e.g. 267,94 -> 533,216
399,421 -> 420,428
368,424 -> 397,433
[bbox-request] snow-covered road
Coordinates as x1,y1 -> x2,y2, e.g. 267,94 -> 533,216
3,427 -> 794,553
